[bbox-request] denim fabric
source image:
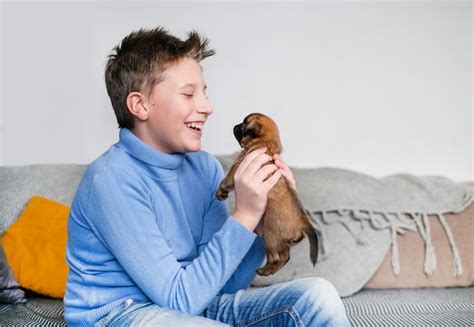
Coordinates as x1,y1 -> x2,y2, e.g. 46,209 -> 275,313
95,277 -> 350,326
94,299 -> 228,327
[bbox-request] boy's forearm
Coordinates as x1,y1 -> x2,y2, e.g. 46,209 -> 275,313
220,235 -> 265,294
161,217 -> 256,313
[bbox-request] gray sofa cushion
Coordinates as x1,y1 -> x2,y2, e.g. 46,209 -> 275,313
0,243 -> 26,304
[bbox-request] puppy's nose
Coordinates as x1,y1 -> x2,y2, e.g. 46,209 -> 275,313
233,123 -> 243,142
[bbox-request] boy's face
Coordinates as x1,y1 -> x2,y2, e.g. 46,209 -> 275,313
140,57 -> 213,154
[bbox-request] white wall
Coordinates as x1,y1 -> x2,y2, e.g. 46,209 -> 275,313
1,1 -> 472,181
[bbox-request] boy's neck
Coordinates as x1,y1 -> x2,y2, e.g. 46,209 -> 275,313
119,128 -> 185,170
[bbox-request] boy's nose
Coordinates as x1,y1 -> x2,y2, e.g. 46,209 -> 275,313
197,97 -> 213,115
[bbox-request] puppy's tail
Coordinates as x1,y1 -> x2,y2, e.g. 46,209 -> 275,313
304,210 -> 319,266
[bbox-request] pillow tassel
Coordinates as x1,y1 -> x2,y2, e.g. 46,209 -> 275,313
413,213 -> 436,275
390,226 -> 400,276
437,213 -> 463,277
422,213 -> 437,275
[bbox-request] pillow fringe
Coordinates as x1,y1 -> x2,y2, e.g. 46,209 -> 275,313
422,213 -> 437,275
437,213 -> 463,277
311,209 -> 464,278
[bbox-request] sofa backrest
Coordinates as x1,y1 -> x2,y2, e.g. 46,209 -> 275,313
0,164 -> 87,234
0,156 -> 236,234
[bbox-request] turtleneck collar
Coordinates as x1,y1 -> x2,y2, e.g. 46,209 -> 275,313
118,128 -> 185,170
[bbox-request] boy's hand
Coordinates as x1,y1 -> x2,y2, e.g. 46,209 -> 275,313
253,155 -> 295,236
233,147 -> 282,232
273,154 -> 297,191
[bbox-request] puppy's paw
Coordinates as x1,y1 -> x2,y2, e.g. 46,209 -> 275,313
256,267 -> 270,276
216,189 -> 229,200
256,266 -> 274,276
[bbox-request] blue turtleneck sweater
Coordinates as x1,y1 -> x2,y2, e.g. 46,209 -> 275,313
64,128 -> 265,326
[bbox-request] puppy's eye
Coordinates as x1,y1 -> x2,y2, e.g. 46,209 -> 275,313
244,128 -> 258,138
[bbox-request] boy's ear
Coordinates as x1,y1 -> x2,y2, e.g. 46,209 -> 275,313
126,91 -> 149,121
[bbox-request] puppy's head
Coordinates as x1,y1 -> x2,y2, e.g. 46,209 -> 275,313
233,113 -> 281,151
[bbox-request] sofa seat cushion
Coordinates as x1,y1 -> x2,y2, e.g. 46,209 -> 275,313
343,287 -> 474,327
0,287 -> 472,326
0,297 -> 66,326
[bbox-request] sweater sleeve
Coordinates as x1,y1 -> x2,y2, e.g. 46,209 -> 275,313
85,167 -> 256,315
197,155 -> 266,293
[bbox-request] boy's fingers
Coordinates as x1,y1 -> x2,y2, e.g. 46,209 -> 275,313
255,164 -> 278,182
281,169 -> 297,189
274,159 -> 285,169
263,169 -> 282,191
275,157 -> 289,170
245,153 -> 273,176
239,147 -> 267,172
272,156 -> 296,189
280,169 -> 291,180
276,159 -> 294,178
272,154 -> 285,167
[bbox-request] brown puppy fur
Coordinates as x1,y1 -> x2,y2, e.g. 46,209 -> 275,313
216,113 -> 318,276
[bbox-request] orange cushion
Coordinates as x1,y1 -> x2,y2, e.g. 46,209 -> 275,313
1,196 -> 69,298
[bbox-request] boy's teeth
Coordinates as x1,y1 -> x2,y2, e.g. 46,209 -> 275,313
186,122 -> 203,130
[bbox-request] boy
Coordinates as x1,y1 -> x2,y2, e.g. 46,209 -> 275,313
64,27 -> 349,326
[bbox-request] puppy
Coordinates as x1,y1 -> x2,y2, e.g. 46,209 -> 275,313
216,113 -> 319,276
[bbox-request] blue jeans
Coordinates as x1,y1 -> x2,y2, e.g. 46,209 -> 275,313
95,277 -> 350,326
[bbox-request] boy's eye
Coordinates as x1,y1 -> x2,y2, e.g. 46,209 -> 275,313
182,93 -> 193,98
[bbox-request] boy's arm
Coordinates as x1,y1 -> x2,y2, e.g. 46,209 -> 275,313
86,167 -> 256,315
197,192 -> 265,293
197,155 -> 266,293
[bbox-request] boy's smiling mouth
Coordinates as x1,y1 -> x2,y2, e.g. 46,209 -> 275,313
185,121 -> 204,131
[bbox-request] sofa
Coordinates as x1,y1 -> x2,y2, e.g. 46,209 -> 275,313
1,160 -> 473,326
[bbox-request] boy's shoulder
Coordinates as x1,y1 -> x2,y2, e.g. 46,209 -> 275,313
82,144 -> 136,182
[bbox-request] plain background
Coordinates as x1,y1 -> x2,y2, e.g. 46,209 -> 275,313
1,0 -> 472,182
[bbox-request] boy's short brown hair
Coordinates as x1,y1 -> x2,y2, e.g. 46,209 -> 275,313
105,27 -> 215,129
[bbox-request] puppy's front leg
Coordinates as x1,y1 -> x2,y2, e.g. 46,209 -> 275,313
216,160 -> 240,200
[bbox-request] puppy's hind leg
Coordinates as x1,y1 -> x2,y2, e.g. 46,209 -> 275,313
256,250 -> 280,276
269,246 -> 290,275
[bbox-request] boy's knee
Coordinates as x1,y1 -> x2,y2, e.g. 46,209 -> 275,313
288,277 -> 336,296
296,277 -> 340,304
303,277 -> 338,298
293,277 -> 349,325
